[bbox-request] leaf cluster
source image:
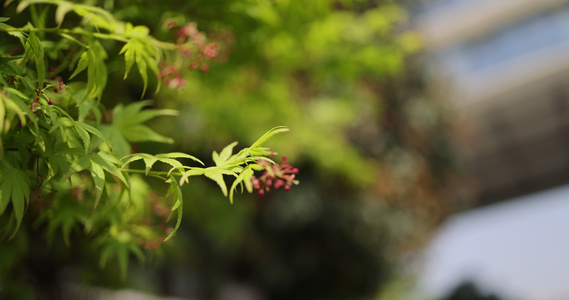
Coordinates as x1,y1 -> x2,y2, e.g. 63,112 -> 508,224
0,0 -> 293,280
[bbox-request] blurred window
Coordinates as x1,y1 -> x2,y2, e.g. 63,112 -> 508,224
438,5 -> 569,78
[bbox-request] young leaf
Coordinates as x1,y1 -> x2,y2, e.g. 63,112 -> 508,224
119,42 -> 135,79
69,51 -> 89,79
229,165 -> 254,204
204,168 -> 229,197
90,160 -> 105,207
178,168 -> 205,185
164,176 -> 183,241
92,152 -> 129,187
156,152 -> 204,166
55,2 -> 73,24
213,141 -> 238,166
249,126 -> 290,149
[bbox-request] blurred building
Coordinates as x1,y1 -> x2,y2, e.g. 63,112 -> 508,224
414,0 -> 569,204
412,1 -> 569,299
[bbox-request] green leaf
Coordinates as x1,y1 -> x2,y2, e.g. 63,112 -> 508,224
204,168 -> 228,197
49,116 -> 74,133
213,141 -> 238,166
26,31 -> 45,88
99,125 -> 131,158
69,51 -> 88,79
156,152 -> 204,166
178,168 -> 205,185
90,160 -> 105,207
0,56 -> 20,76
114,100 -> 178,125
116,243 -> 129,280
92,152 -> 129,188
55,2 -> 73,24
250,126 -> 289,149
164,176 -> 183,241
74,123 -> 90,153
75,121 -> 105,140
111,101 -> 176,144
121,124 -> 174,144
96,151 -> 123,167
0,166 -> 31,238
120,42 -> 135,79
229,165 -> 254,204
73,39 -> 107,100
65,154 -> 91,179
135,50 -> 149,96
16,0 -> 33,13
122,153 -> 156,175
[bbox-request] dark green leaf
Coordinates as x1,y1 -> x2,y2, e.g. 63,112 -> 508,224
0,166 -> 31,237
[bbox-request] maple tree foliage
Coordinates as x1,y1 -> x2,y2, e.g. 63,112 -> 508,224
0,0 -> 297,280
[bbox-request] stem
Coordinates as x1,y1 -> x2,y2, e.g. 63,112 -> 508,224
1,27 -> 129,43
121,168 -> 183,177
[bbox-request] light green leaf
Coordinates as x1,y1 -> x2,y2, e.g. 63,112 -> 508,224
55,2 -> 73,24
49,116 -> 74,133
178,168 -> 205,185
156,152 -> 204,166
164,176 -> 183,241
229,165 -> 254,204
90,160 -> 105,207
75,121 -> 105,140
120,42 -> 135,79
250,126 -> 289,149
69,51 -> 88,79
213,141 -> 238,166
99,125 -> 131,158
16,0 -> 33,13
96,151 -> 123,167
135,51 -> 148,96
204,168 -> 228,197
92,153 -> 129,187
74,123 -> 90,153
121,124 -> 174,144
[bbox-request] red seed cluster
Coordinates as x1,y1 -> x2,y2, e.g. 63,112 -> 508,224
158,20 -> 224,89
251,157 -> 299,196
158,65 -> 187,89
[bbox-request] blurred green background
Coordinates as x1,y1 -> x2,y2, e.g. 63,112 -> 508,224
0,0 -> 469,299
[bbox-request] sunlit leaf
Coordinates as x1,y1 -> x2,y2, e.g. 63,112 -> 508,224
164,176 -> 183,241
55,2 -> 73,24
92,152 -> 129,187
156,152 -> 204,166
229,165 -> 254,204
204,168 -> 228,197
90,160 -> 105,207
249,126 -> 289,149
